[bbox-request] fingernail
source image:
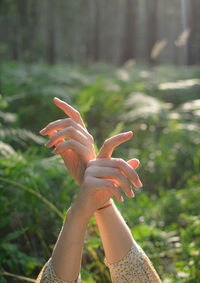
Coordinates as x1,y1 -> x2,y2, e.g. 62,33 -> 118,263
129,190 -> 135,198
124,131 -> 133,136
40,128 -> 46,135
136,180 -> 143,188
54,97 -> 61,102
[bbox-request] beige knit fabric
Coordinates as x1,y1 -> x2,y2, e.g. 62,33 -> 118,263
36,244 -> 161,282
105,243 -> 161,283
36,258 -> 80,283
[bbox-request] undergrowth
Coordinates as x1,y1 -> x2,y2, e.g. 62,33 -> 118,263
0,62 -> 200,282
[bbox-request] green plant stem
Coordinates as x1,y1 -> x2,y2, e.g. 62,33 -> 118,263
0,176 -> 63,219
2,270 -> 36,282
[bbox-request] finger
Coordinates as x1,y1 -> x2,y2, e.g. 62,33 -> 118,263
87,176 -> 123,202
47,131 -> 64,147
45,127 -> 90,147
87,166 -> 133,198
48,131 -> 55,139
97,131 -> 133,159
88,158 -> 142,188
40,118 -> 93,142
52,140 -> 87,157
127,158 -> 140,170
54,97 -> 85,129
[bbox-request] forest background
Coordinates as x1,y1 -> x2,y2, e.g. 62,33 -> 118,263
0,0 -> 200,282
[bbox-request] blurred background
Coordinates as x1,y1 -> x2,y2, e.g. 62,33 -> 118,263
0,0 -> 200,282
1,0 -> 200,65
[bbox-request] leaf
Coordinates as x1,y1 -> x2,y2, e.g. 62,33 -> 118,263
1,229 -> 28,244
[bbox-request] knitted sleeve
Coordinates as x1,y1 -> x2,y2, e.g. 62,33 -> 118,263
105,243 -> 161,283
36,258 -> 81,283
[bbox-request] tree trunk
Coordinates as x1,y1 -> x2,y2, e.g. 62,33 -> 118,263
120,0 -> 137,63
47,0 -> 56,64
29,0 -> 39,61
187,0 -> 200,64
85,0 -> 93,62
93,0 -> 100,61
146,0 -> 158,65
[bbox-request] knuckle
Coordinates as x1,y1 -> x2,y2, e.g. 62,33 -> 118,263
84,168 -> 90,177
67,139 -> 74,146
89,134 -> 94,142
115,158 -> 124,165
132,170 -> 138,178
64,117 -> 70,122
88,143 -> 94,150
85,176 -> 94,187
58,128 -> 65,135
88,159 -> 95,167
62,139 -> 72,148
51,132 -> 58,141
57,129 -> 65,136
113,168 -> 120,176
74,110 -> 81,119
75,110 -> 81,117
82,178 -> 90,188
64,118 -> 72,125
85,166 -> 92,175
103,139 -> 110,147
66,126 -> 74,134
118,158 -> 124,164
55,143 -> 61,151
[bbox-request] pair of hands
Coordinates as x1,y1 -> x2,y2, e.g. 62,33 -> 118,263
40,98 -> 142,214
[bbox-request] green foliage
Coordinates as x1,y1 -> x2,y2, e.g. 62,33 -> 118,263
0,62 -> 200,282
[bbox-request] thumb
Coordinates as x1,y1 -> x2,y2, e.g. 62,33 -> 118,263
97,131 -> 133,159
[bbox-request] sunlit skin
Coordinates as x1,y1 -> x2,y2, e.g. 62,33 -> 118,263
39,98 -> 144,281
40,97 -> 95,185
40,97 -> 142,208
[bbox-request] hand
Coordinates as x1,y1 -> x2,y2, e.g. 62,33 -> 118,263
40,98 -> 142,200
89,131 -> 142,208
74,155 -> 142,215
40,97 -> 95,185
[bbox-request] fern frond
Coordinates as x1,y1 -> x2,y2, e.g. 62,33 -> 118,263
0,111 -> 17,123
122,92 -> 167,122
0,141 -> 16,157
0,128 -> 45,149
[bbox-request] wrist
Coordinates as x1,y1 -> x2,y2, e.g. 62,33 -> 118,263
71,197 -> 94,222
94,199 -> 114,216
97,199 -> 113,211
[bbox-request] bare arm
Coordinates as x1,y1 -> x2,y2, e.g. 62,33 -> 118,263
40,98 -> 160,282
94,202 -> 134,263
92,142 -> 161,281
37,156 -> 137,282
94,136 -> 142,264
51,204 -> 92,282
94,203 -> 161,282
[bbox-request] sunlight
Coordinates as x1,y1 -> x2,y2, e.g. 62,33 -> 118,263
175,28 -> 191,47
159,79 -> 200,90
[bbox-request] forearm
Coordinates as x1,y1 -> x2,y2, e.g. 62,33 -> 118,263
94,202 -> 161,282
94,201 -> 134,264
52,203 -> 92,282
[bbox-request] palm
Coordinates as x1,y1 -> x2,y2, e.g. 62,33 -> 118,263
61,146 -> 95,185
42,99 -> 135,205
49,98 -> 96,185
